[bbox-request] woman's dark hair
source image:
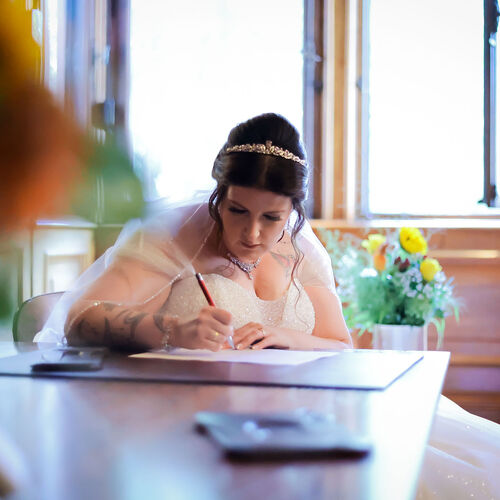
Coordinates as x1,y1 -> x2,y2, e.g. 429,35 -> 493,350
208,113 -> 309,276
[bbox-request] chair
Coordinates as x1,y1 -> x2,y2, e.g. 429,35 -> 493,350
12,292 -> 64,342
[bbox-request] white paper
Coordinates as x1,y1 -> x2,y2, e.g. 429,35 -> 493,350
130,348 -> 338,366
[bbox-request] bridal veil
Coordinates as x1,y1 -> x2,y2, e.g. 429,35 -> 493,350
34,191 -> 336,344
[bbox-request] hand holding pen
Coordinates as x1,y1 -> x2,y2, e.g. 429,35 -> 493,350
195,273 -> 236,350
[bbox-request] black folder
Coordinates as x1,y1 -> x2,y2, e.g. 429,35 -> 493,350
0,347 -> 423,390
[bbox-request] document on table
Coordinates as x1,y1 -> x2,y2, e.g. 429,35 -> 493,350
130,348 -> 338,366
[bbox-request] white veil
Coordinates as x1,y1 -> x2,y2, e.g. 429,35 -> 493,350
34,191 -> 336,344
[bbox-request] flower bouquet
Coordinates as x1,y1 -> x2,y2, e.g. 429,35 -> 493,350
320,227 -> 460,348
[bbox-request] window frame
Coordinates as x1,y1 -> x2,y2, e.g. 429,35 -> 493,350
303,0 -> 326,218
354,0 -> 500,220
483,0 -> 500,208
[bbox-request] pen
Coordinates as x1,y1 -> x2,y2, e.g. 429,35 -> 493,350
195,273 -> 235,349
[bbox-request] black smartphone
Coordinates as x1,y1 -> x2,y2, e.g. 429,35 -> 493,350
195,409 -> 372,459
31,347 -> 107,372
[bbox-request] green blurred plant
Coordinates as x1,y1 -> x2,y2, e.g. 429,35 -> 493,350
71,134 -> 145,224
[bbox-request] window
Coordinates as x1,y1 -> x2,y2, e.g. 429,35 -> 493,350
129,0 -> 305,203
362,0 -> 500,216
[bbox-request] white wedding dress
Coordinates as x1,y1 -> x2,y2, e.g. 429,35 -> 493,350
163,273 -> 315,333
165,273 -> 500,500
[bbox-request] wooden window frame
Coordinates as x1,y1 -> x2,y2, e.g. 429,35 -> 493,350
341,0 -> 500,220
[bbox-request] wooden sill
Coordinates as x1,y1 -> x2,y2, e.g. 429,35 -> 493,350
311,219 -> 500,255
35,219 -> 124,230
36,217 -> 97,229
450,354 -> 500,367
311,218 -> 500,230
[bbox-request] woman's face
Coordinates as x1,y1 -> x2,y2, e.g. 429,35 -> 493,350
219,186 -> 293,262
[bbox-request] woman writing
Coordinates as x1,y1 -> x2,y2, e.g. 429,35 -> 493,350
37,113 -> 351,351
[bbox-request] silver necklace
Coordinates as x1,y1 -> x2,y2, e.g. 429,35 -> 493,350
227,252 -> 261,280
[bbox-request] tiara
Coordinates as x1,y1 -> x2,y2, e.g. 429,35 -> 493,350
225,140 -> 307,166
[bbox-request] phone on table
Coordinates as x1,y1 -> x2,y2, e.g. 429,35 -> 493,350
195,409 -> 372,459
31,347 -> 107,372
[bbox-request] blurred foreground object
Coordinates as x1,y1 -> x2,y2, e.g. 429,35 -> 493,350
0,82 -> 85,230
72,134 -> 145,224
0,1 -> 83,231
0,1 -> 144,230
0,1 -> 144,323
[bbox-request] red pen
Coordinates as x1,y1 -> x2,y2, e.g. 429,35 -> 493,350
195,272 -> 215,306
195,273 -> 235,349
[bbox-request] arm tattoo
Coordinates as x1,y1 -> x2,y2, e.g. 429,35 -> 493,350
76,319 -> 101,340
113,309 -> 128,320
73,304 -> 147,349
103,317 -> 114,345
122,311 -> 147,341
102,312 -> 146,349
153,313 -> 169,334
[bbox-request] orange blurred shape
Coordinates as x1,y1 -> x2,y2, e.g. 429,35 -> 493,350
373,253 -> 386,272
0,84 -> 84,231
0,1 -> 85,232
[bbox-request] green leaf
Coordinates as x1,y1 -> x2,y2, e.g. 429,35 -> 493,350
429,318 -> 445,350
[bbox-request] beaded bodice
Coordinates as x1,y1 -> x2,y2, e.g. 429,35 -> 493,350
164,274 -> 315,334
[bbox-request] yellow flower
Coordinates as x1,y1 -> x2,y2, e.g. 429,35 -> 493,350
420,258 -> 442,282
361,234 -> 386,254
399,227 -> 427,254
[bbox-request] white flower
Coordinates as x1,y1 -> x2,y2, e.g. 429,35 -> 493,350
435,272 -> 446,283
360,267 -> 377,278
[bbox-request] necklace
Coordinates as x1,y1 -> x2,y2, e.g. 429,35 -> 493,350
227,252 -> 261,280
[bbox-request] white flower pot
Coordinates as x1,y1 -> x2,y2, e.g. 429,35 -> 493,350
372,324 -> 428,351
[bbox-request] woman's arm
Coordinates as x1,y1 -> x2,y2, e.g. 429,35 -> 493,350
232,286 -> 352,351
65,261 -> 233,351
67,300 -> 233,352
65,300 -> 175,351
64,260 -> 176,350
303,285 -> 352,346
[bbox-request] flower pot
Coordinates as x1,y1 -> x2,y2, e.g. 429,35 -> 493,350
372,324 -> 428,351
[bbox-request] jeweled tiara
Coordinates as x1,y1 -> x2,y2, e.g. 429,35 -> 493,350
225,140 -> 307,166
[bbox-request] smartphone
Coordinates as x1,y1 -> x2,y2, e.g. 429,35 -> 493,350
195,409 -> 372,459
31,347 -> 107,372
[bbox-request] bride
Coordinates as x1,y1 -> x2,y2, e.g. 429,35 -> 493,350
35,113 -> 499,499
36,113 -> 352,352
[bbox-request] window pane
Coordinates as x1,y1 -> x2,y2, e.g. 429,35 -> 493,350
130,1 -> 304,201
45,0 -> 59,93
367,0 -> 484,215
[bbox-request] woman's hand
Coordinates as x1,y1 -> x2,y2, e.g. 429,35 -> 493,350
171,306 -> 233,351
233,323 -> 296,350
233,322 -> 266,350
233,321 -> 351,351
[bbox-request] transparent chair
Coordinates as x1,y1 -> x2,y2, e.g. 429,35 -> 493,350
12,292 -> 64,342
